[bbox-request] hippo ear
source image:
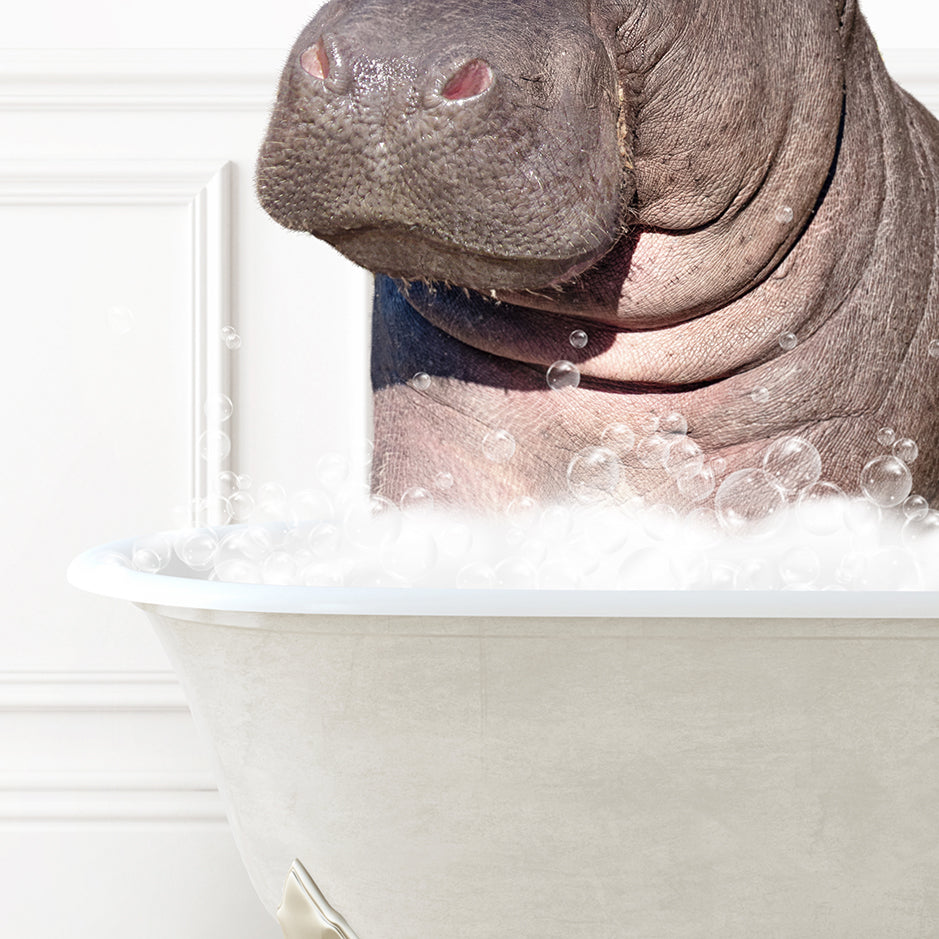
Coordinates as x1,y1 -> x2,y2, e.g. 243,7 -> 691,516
604,0 -> 845,234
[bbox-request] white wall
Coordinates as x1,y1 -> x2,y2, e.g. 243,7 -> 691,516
0,1 -> 936,938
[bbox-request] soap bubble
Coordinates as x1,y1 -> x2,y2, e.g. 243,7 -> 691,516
228,491 -> 255,522
566,446 -> 622,503
494,556 -> 539,588
736,557 -> 777,590
456,561 -> 497,589
859,454 -> 912,507
569,329 -> 588,349
762,436 -> 822,493
928,339 -> 939,358
844,496 -> 882,535
893,438 -> 918,463
710,456 -> 728,477
639,413 -> 660,435
546,360 -> 581,390
664,437 -> 704,477
778,331 -> 797,351
749,386 -> 770,404
217,526 -> 274,564
315,452 -> 350,491
660,412 -> 688,436
174,528 -> 220,571
435,519 -> 474,559
214,559 -> 260,584
903,494 -> 929,521
599,422 -> 636,457
131,535 -> 172,573
775,205 -> 794,224
204,393 -> 233,422
307,521 -> 342,559
289,489 -> 333,524
876,427 -> 896,447
540,504 -> 574,541
409,372 -> 431,390
262,550 -> 297,585
482,429 -> 517,463
538,560 -> 582,590
343,495 -> 402,548
236,474 -> 253,490
300,562 -> 344,587
858,546 -> 920,590
199,430 -> 231,461
433,471 -> 454,490
107,305 -> 134,335
256,482 -> 288,519
779,546 -> 821,587
902,510 -> 939,548
639,503 -> 681,542
714,468 -> 787,537
216,470 -> 240,497
221,325 -> 242,349
636,434 -> 671,468
400,486 -> 434,512
380,526 -> 438,581
617,547 -> 680,589
796,482 -> 845,534
676,465 -> 716,502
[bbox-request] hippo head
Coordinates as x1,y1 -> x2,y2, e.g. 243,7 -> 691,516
256,0 -> 628,290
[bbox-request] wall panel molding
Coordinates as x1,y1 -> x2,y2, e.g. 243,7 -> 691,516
0,158 -> 233,523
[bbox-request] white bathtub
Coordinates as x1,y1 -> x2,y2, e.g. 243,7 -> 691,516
69,534 -> 939,938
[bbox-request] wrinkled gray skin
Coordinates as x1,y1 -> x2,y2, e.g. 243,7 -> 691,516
257,0 -> 939,511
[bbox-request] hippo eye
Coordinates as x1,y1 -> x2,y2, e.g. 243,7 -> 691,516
441,59 -> 493,101
300,38 -> 330,81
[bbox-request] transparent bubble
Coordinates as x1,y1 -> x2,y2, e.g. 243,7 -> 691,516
903,494 -> 930,521
409,371 -> 431,391
482,429 -> 517,463
569,329 -> 588,349
174,528 -> 220,571
343,495 -> 402,548
433,471 -> 455,490
876,426 -> 896,447
835,551 -> 867,587
762,436 -> 822,494
289,488 -> 333,524
546,360 -> 581,391
262,550 -> 298,585
307,521 -> 342,559
714,468 -> 787,537
710,456 -> 728,477
494,556 -> 539,588
566,446 -> 622,503
380,526 -> 438,581
435,520 -> 474,559
131,535 -> 172,573
107,305 -> 134,335
236,473 -> 253,490
400,486 -> 434,512
221,325 -> 242,349
684,506 -> 722,548
844,496 -> 881,536
214,559 -> 260,584
599,422 -> 636,458
735,557 -> 777,590
300,562 -> 345,587
859,454 -> 913,507
775,205 -> 794,224
195,494 -> 232,525
204,392 -> 233,423
749,386 -> 770,404
901,510 -> 939,548
228,490 -> 255,522
777,331 -> 797,351
676,465 -> 716,502
664,437 -> 704,477
199,430 -> 232,461
928,339 -> 939,358
540,504 -> 574,541
635,434 -> 671,469
216,526 -> 274,564
660,412 -> 688,436
796,481 -> 845,535
315,452 -> 350,491
617,547 -> 680,589
216,470 -> 240,498
456,561 -> 497,589
538,560 -> 582,590
256,482 -> 288,520
893,438 -> 918,463
638,413 -> 660,435
858,546 -> 920,590
779,546 -> 820,587
639,503 -> 680,542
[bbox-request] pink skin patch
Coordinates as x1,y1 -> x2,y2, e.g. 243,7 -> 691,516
300,39 -> 330,81
442,59 -> 493,101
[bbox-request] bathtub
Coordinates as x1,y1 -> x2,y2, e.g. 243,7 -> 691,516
69,533 -> 939,938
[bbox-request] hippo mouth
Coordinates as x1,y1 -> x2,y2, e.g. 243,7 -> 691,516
329,224 -> 614,292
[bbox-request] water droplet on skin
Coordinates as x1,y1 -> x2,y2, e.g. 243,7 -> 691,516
636,434 -> 671,468
204,392 -> 233,422
482,429 -> 516,462
775,205 -> 794,224
778,331 -> 798,351
566,446 -> 622,503
639,413 -> 659,435
600,422 -> 636,457
199,430 -> 232,461
107,306 -> 134,335
903,494 -> 929,520
762,436 -> 822,494
433,471 -> 454,490
660,412 -> 688,436
893,437 -> 918,463
876,426 -> 896,447
714,468 -> 787,538
546,360 -> 581,390
859,454 -> 913,507
569,329 -> 588,349
710,457 -> 728,477
749,386 -> 770,404
409,372 -> 431,391
928,339 -> 939,358
220,325 -> 242,349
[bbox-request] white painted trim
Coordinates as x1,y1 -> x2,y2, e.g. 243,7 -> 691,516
0,159 -> 233,521
0,48 -> 284,111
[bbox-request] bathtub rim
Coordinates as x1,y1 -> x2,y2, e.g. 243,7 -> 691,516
67,534 -> 939,619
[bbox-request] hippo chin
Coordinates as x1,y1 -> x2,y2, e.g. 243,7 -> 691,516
258,0 -> 939,513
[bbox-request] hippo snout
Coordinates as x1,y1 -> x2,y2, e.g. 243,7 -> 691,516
256,0 -> 628,291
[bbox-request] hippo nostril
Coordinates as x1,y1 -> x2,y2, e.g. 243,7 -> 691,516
300,37 -> 330,81
441,59 -> 493,101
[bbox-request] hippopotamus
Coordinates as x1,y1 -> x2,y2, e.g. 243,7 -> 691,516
257,0 -> 939,513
